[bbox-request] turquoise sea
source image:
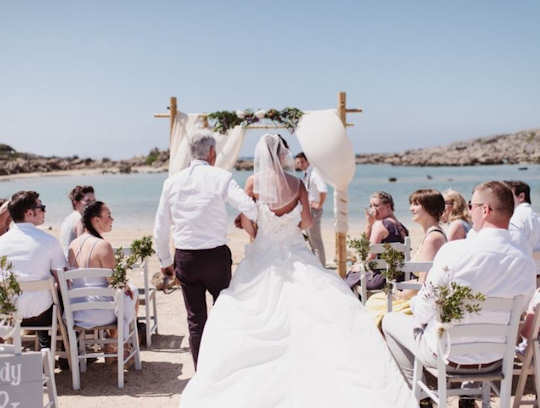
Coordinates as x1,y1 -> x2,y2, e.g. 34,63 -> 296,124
2,164 -> 540,229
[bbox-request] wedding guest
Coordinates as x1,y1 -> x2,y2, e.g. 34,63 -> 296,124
504,180 -> 539,256
60,185 -> 95,257
295,152 -> 327,266
67,201 -> 137,345
441,189 -> 471,241
364,189 -> 446,326
346,191 -> 408,290
516,288 -> 540,355
0,191 -> 66,349
382,181 -> 535,393
0,198 -> 11,236
154,130 -> 257,368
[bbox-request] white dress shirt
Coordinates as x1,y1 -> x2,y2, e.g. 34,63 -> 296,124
0,223 -> 67,318
303,166 -> 328,204
509,203 -> 540,255
154,160 -> 257,267
60,210 -> 81,258
411,227 -> 535,364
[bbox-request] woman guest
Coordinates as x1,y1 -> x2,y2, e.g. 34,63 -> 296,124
60,185 -> 96,257
365,189 -> 447,325
441,189 -> 471,241
346,192 -> 408,290
67,201 -> 137,351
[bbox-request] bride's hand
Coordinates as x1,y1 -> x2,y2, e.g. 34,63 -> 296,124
234,214 -> 243,229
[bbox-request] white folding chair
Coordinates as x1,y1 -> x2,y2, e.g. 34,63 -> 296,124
57,268 -> 141,390
385,261 -> 432,312
356,237 -> 412,305
412,295 -> 525,408
116,248 -> 158,348
0,314 -> 58,407
513,304 -> 540,407
18,277 -> 71,365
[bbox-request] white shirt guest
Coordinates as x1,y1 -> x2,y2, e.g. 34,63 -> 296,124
304,166 -> 328,207
154,131 -> 257,368
382,181 -> 536,387
60,185 -> 96,257
0,191 -> 66,337
505,180 -> 540,256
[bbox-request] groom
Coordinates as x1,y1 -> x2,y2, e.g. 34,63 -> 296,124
154,130 -> 257,368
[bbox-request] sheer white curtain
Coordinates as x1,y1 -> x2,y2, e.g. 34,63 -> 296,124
295,109 -> 356,233
169,112 -> 246,175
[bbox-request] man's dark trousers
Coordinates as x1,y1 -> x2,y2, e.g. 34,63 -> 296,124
175,245 -> 232,369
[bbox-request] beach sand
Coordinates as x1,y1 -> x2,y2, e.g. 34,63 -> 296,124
47,222 -> 530,407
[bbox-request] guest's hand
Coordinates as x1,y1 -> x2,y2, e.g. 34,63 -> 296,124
311,202 -> 322,210
364,208 -> 376,225
234,214 -> 243,229
125,287 -> 134,299
161,265 -> 174,278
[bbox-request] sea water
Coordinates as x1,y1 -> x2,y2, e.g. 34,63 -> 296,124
1,164 -> 540,229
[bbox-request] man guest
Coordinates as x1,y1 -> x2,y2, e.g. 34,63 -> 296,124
154,131 -> 257,369
295,152 -> 328,266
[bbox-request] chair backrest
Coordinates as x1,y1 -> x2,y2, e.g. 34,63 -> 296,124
441,295 -> 525,366
0,315 -> 22,354
56,268 -> 122,331
18,277 -> 60,307
369,237 -> 412,261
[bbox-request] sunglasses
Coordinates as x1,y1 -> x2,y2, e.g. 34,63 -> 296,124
34,204 -> 46,212
468,201 -> 492,211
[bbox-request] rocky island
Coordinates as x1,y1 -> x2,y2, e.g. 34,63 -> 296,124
1,127 -> 539,176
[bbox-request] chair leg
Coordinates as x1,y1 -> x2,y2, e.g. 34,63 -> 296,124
50,305 -> 58,362
68,330 -> 80,390
514,345 -> 534,408
132,319 -> 142,370
79,330 -> 87,373
412,359 -> 424,401
533,341 -> 540,404
117,332 -> 124,389
42,349 -> 58,407
152,291 -> 158,336
437,373 -> 447,408
145,290 -> 151,348
481,381 -> 490,408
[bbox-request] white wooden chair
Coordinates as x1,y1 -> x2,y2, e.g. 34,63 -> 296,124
0,314 -> 58,407
57,268 -> 142,390
355,237 -> 412,305
18,277 -> 71,366
412,295 -> 525,408
116,248 -> 158,348
385,261 -> 432,312
513,303 -> 540,407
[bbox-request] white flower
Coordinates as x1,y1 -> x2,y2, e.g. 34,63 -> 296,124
255,109 -> 266,119
236,110 -> 246,119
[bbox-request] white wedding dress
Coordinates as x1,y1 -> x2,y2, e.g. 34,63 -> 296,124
180,202 -> 416,408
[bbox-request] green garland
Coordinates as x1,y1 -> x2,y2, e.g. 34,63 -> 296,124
111,236 -> 155,289
207,107 -> 303,134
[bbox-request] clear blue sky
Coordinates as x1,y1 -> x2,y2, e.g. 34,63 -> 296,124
1,1 -> 539,160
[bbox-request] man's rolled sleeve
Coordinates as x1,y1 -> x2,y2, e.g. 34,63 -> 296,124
226,178 -> 257,221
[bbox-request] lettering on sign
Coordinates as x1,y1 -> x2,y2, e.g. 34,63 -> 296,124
0,352 -> 42,407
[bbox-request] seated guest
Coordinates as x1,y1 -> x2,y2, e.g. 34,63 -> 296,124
60,185 -> 95,257
441,189 -> 471,241
0,191 -> 66,349
504,180 -> 539,256
382,181 -> 535,392
0,199 -> 11,236
346,191 -> 408,290
67,201 -> 136,343
364,189 -> 446,324
516,288 -> 540,355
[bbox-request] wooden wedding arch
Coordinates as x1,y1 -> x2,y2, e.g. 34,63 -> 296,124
153,91 -> 362,278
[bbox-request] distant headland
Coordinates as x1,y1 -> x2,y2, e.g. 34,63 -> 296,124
1,127 -> 539,177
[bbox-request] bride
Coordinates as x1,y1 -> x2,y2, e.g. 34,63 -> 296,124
180,134 -> 416,408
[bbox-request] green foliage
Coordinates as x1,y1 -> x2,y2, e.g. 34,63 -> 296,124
380,243 -> 405,294
111,236 -> 155,289
207,108 -> 304,134
0,256 -> 22,315
348,233 -> 371,263
424,281 -> 485,324
145,147 -> 160,165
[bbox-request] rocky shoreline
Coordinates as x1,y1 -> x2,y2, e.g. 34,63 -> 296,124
1,128 -> 539,176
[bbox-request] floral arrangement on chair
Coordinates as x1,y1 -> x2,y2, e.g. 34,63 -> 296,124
347,233 -> 377,277
207,107 -> 303,134
0,256 -> 21,316
111,236 -> 155,289
380,243 -> 405,294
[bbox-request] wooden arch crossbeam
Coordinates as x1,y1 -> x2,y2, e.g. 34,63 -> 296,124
153,92 -> 362,278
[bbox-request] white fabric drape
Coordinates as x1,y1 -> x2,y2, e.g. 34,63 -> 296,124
295,109 -> 356,233
169,113 -> 246,175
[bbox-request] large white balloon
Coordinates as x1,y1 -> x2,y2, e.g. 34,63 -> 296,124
295,109 -> 356,191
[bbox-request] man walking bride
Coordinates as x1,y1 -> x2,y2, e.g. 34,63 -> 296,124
178,133 -> 416,408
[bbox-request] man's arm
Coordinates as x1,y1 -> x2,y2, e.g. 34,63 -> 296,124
153,180 -> 174,272
310,169 -> 328,210
226,178 -> 257,222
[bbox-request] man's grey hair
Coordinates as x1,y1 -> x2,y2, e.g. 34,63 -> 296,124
190,130 -> 216,160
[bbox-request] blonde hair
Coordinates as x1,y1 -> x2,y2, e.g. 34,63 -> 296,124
443,189 -> 471,223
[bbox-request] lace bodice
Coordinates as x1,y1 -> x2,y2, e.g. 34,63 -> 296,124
254,202 -> 304,243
